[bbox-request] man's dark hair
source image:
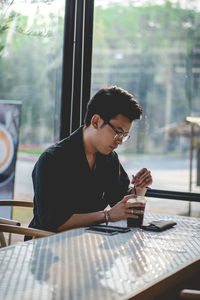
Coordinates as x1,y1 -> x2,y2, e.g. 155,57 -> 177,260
84,86 -> 142,126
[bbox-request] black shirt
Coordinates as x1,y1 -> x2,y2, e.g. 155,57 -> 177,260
28,126 -> 130,233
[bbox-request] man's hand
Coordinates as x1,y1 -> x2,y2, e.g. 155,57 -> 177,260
131,168 -> 152,196
108,194 -> 145,222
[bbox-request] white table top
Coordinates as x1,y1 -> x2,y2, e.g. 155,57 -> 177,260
0,213 -> 200,300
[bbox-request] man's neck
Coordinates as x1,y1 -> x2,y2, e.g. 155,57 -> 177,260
82,126 -> 96,169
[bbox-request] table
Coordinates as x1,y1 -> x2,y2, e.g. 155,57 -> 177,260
0,213 -> 200,300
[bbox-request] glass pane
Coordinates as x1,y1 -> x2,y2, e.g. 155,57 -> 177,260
0,1 -> 65,201
92,0 -> 200,215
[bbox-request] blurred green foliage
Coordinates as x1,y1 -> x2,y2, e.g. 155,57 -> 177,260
92,1 -> 200,153
0,1 -> 200,154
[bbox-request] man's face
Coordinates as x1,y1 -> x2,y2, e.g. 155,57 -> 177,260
95,114 -> 132,155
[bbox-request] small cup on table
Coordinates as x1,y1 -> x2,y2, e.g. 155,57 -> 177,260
127,196 -> 147,228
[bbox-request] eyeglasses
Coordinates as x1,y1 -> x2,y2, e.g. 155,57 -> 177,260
104,120 -> 130,142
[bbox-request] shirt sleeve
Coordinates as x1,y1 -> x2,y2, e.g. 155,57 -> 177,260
32,151 -> 73,232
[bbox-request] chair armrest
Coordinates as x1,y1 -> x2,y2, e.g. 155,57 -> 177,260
0,224 -> 55,238
0,200 -> 33,207
180,289 -> 200,299
0,217 -> 21,226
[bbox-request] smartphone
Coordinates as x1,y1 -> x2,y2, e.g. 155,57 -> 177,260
101,224 -> 131,233
86,226 -> 118,235
86,224 -> 131,234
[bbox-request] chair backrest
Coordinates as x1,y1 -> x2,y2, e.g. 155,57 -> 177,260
0,200 -> 54,247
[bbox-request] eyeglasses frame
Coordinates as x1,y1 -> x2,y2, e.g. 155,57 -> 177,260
104,120 -> 130,142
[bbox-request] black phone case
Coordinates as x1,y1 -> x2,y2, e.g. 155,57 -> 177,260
141,220 -> 177,232
86,224 -> 131,233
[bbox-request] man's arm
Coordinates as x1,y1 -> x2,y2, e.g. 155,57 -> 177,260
57,194 -> 144,232
58,211 -> 106,231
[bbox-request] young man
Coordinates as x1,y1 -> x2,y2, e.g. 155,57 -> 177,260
28,86 -> 152,235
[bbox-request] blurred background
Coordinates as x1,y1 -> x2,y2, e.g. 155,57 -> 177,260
0,0 -> 200,232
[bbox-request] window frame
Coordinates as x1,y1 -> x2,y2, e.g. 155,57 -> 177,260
60,0 -> 94,139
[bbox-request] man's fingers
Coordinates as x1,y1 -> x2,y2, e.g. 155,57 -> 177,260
134,168 -> 147,180
136,170 -> 151,182
134,171 -> 152,187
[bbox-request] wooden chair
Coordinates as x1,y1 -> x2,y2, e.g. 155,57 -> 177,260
0,200 -> 54,247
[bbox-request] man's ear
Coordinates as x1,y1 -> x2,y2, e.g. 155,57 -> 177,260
91,114 -> 101,129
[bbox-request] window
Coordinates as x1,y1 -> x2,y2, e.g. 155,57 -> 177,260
0,0 -> 65,201
91,0 -> 200,215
